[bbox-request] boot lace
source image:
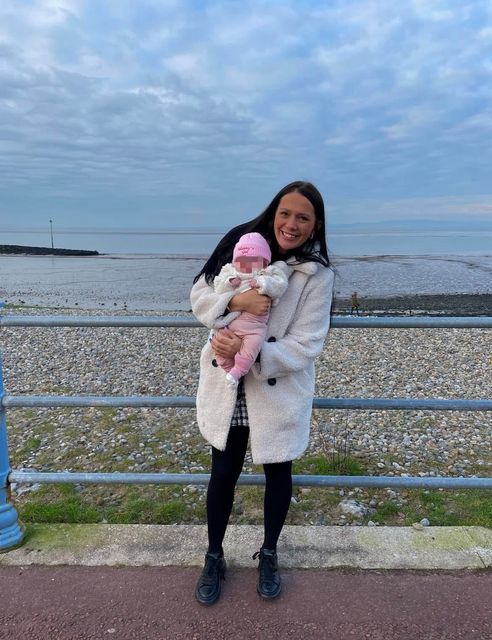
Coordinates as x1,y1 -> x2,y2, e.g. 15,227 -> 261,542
253,549 -> 278,582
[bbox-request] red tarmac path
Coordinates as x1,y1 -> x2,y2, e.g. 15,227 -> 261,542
1,566 -> 491,640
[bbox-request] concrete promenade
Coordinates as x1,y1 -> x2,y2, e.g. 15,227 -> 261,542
1,523 -> 491,570
1,524 -> 491,639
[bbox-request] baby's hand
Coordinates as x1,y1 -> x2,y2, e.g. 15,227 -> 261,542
229,277 -> 241,288
250,278 -> 258,289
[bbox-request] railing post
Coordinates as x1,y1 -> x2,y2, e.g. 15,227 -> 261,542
0,340 -> 25,551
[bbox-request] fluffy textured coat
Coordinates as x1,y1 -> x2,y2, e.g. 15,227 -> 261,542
190,257 -> 334,464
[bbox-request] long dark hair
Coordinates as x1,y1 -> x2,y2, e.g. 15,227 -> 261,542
194,181 -> 330,284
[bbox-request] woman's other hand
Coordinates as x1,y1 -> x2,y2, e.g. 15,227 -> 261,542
229,289 -> 271,315
211,329 -> 242,359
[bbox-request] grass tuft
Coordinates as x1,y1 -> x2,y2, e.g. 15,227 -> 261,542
293,454 -> 367,476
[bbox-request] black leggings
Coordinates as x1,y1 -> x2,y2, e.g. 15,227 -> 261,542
206,427 -> 292,555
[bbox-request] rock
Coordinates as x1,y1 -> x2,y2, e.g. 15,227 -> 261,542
11,482 -> 42,496
339,499 -> 370,517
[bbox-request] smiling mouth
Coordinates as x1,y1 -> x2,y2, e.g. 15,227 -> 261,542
281,230 -> 298,240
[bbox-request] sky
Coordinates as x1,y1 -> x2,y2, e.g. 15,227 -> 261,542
1,0 -> 492,232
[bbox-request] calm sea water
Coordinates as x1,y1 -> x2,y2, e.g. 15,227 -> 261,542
2,228 -> 491,309
1,252 -> 491,310
2,229 -> 491,256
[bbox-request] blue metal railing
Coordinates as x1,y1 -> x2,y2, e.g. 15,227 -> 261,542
2,315 -> 491,329
1,313 -> 491,551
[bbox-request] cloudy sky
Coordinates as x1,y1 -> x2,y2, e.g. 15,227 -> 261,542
1,0 -> 492,232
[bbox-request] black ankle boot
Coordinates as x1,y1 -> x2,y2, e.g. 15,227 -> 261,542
253,548 -> 281,599
195,552 -> 226,606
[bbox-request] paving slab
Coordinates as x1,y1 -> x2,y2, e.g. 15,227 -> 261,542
1,524 -> 491,570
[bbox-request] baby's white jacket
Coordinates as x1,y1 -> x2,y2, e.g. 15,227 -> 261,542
213,261 -> 291,306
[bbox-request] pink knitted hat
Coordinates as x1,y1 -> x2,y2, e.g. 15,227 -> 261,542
233,232 -> 271,264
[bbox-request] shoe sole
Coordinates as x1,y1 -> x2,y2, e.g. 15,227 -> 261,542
257,584 -> 282,600
195,587 -> 222,606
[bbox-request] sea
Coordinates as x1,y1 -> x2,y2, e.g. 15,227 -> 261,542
1,230 -> 491,310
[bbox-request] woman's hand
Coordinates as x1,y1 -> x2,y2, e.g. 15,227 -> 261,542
211,329 -> 242,359
229,289 -> 271,315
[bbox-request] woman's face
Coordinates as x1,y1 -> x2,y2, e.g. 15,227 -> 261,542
273,192 -> 318,253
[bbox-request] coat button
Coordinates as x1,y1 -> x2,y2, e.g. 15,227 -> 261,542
212,359 -> 218,367
267,336 -> 276,342
267,378 -> 276,386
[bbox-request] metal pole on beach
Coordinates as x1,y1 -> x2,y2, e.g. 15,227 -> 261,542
49,219 -> 54,250
0,354 -> 25,551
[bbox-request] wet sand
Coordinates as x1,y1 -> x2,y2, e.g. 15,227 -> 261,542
333,293 -> 492,316
1,253 -> 490,314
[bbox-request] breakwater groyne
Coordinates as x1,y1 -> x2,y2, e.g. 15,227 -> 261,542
0,244 -> 99,256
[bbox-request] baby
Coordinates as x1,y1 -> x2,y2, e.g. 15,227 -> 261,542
213,232 -> 290,386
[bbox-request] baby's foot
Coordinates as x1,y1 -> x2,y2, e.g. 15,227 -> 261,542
226,373 -> 238,387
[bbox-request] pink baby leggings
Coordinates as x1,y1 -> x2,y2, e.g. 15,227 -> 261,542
216,311 -> 269,381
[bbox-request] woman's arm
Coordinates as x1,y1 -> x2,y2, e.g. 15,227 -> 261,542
254,268 -> 335,381
191,272 -> 271,328
211,329 -> 242,359
228,288 -> 271,316
190,275 -> 240,329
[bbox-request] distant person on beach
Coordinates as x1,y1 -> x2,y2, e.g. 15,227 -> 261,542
351,291 -> 360,315
212,232 -> 290,386
190,181 -> 334,605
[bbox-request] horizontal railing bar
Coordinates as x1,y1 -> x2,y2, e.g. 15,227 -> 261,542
1,315 -> 491,328
2,395 -> 491,411
0,315 -> 199,328
9,470 -> 492,489
2,395 -> 194,408
313,398 -> 492,411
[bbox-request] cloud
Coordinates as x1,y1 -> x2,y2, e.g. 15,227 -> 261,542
0,0 -> 491,227
327,194 -> 492,226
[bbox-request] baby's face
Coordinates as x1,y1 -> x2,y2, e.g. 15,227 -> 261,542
233,256 -> 268,273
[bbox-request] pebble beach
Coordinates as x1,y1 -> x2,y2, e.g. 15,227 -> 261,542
2,305 -> 491,526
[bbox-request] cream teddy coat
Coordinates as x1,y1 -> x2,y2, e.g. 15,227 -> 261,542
190,257 -> 334,464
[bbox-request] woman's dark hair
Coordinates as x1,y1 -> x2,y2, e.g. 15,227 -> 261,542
194,180 -> 330,284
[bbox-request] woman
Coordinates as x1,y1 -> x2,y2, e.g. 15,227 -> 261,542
190,181 -> 334,605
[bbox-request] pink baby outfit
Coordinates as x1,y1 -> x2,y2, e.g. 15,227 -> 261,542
212,233 -> 291,385
218,310 -> 270,382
